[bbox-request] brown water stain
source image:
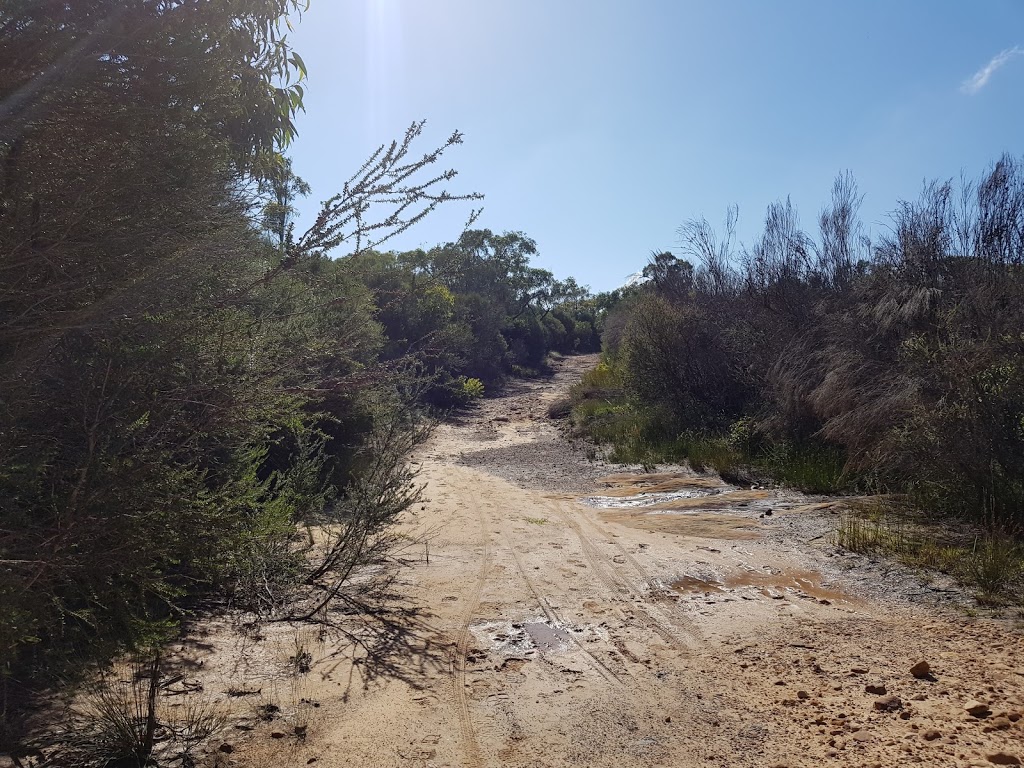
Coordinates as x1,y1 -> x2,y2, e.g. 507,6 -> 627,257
598,509 -> 761,540
672,570 -> 859,604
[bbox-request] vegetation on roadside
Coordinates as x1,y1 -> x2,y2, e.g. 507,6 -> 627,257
0,2 -> 601,750
570,163 -> 1024,601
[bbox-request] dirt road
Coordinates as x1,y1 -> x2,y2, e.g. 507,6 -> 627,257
230,355 -> 1022,768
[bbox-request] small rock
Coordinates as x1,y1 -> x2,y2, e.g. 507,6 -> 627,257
1008,711 -> 1022,722
851,667 -> 869,675
965,701 -> 992,718
922,729 -> 941,741
852,731 -> 874,743
874,695 -> 903,712
865,684 -> 887,695
986,716 -> 1012,732
270,731 -> 286,739
797,690 -> 810,700
218,744 -> 234,753
986,754 -> 1021,766
664,716 -> 672,723
910,660 -> 931,678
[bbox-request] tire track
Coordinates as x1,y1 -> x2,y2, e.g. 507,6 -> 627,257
568,500 -> 701,632
496,521 -> 626,687
549,499 -> 694,650
448,496 -> 490,768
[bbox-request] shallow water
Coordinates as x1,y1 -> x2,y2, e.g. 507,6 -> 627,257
470,618 -> 578,656
672,569 -> 858,604
580,488 -> 719,509
522,621 -> 572,652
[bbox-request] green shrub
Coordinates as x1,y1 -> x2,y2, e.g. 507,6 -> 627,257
460,376 -> 485,399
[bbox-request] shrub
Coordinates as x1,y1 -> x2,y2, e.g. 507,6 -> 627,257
460,376 -> 485,400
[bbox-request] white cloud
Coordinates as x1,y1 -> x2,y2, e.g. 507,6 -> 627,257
961,46 -> 1023,94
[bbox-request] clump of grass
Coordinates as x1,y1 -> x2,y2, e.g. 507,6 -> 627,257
759,442 -> 848,494
674,433 -> 741,477
42,653 -> 225,767
546,397 -> 572,420
524,517 -> 548,525
960,536 -> 1023,603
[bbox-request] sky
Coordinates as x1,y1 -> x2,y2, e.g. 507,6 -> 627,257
285,0 -> 1024,292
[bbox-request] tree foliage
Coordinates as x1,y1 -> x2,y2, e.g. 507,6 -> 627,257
0,4 -> 596,740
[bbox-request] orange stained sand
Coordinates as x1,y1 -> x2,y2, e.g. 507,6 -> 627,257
598,509 -> 761,540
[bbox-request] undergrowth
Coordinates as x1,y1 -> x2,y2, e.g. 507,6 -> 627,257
567,363 -> 848,491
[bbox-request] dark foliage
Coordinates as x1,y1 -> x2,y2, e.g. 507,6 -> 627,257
602,160 -> 1024,531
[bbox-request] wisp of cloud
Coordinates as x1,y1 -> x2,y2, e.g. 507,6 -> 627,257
962,46 -> 1023,94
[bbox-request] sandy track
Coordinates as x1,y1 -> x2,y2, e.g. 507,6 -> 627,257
219,355 -> 1022,768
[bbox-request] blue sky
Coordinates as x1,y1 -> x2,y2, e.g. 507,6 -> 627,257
286,1 -> 1024,292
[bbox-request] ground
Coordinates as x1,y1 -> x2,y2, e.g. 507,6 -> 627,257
178,355 -> 1021,768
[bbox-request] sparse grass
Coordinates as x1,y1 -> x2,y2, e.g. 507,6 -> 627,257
524,517 -> 548,525
836,500 -> 1024,605
962,536 -> 1024,603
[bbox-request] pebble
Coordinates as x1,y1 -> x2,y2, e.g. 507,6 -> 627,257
965,701 -> 992,718
922,729 -> 941,741
865,683 -> 887,695
873,695 -> 903,712
910,660 -> 932,678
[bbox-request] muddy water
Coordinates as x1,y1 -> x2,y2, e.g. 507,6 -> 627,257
672,569 -> 859,604
582,476 -> 791,540
470,619 -> 577,657
522,621 -> 572,652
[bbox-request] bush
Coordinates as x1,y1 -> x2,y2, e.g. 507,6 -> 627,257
460,376 -> 486,400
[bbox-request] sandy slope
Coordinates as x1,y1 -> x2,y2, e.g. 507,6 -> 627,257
197,354 -> 1021,768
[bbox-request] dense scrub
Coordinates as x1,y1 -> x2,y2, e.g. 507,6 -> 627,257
577,163 -> 1024,535
0,1 -> 596,741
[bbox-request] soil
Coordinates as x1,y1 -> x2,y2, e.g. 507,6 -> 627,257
174,355 -> 1022,768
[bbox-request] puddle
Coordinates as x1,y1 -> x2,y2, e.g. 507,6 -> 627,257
671,569 -> 859,604
581,488 -> 719,509
522,621 -> 572,652
470,618 -> 583,657
585,473 -> 726,509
